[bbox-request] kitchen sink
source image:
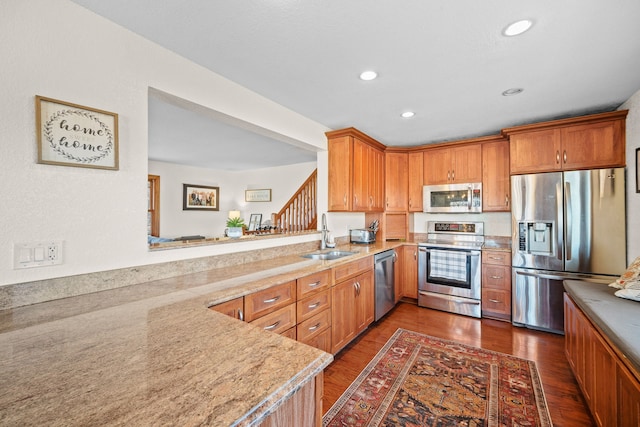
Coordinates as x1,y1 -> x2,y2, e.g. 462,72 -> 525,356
301,250 -> 357,260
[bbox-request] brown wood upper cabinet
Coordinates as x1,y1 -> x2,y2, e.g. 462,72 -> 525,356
408,151 -> 424,212
504,110 -> 627,175
482,137 -> 510,212
423,143 -> 482,185
384,151 -> 408,212
327,128 -> 385,212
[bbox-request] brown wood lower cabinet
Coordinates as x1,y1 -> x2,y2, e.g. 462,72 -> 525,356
331,257 -> 374,354
481,250 -> 511,321
257,373 -> 324,427
564,293 -> 640,427
401,245 -> 418,299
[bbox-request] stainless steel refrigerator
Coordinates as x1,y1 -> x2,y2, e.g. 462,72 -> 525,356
511,168 -> 627,334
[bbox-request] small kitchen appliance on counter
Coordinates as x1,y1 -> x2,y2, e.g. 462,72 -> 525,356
349,220 -> 379,244
350,228 -> 376,244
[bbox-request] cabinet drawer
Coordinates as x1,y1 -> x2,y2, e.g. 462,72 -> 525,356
482,289 -> 511,317
482,250 -> 510,266
297,309 -> 331,343
249,303 -> 296,335
333,256 -> 373,283
482,264 -> 511,290
297,289 -> 331,323
297,270 -> 331,299
244,281 -> 296,322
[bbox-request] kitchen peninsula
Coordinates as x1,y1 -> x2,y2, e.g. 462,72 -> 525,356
0,242 -> 402,426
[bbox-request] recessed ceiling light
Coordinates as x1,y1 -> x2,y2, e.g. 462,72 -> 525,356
502,88 -> 524,96
359,70 -> 378,81
401,111 -> 415,118
503,19 -> 533,36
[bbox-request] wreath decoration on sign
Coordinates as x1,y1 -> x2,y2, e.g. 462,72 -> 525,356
43,109 -> 115,164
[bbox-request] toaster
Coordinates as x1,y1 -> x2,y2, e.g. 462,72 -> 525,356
350,228 -> 376,244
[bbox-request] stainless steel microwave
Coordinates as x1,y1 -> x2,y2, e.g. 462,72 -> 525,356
423,182 -> 482,213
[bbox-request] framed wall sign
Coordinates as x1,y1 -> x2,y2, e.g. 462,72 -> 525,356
245,189 -> 271,202
183,184 -> 219,211
36,95 -> 119,170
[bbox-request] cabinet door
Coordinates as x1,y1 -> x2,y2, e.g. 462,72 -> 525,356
385,152 -> 408,212
402,246 -> 418,299
561,120 -> 625,170
355,270 -> 374,333
451,144 -> 482,183
482,140 -> 511,212
423,147 -> 451,185
370,147 -> 385,211
328,136 -> 352,211
510,129 -> 562,174
331,279 -> 358,353
408,151 -> 424,212
352,138 -> 370,211
210,297 -> 244,320
591,329 -> 617,427
617,362 -> 640,427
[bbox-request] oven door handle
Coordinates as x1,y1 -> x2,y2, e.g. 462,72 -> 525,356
424,248 -> 481,257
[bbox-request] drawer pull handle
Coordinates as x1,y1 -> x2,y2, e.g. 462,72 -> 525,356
308,301 -> 320,309
308,281 -> 321,288
490,275 -> 503,279
238,309 -> 244,321
489,256 -> 502,260
489,299 -> 501,303
308,323 -> 321,331
263,296 -> 280,304
264,321 -> 280,331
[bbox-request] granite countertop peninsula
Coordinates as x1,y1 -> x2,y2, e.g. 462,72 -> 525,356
0,241 -> 403,426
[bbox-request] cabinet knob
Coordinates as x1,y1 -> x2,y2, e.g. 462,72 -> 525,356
556,150 -> 560,164
451,170 -> 455,181
563,150 -> 567,163
505,194 -> 509,207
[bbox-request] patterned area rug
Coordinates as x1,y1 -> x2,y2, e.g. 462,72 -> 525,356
323,328 -> 552,427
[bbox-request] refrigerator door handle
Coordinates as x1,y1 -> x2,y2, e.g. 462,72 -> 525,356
565,181 -> 572,261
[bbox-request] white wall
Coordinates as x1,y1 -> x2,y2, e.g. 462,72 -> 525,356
148,161 -> 317,238
0,1 -> 329,287
620,88 -> 640,263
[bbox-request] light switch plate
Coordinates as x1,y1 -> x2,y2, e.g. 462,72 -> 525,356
13,241 -> 63,269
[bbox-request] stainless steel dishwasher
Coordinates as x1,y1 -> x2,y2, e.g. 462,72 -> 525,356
374,249 -> 396,321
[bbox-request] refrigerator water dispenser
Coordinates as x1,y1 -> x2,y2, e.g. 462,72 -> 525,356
518,222 -> 554,255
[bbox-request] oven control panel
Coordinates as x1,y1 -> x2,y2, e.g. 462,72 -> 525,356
430,222 -> 483,235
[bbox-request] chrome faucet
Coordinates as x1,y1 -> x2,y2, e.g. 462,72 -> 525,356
320,213 -> 329,250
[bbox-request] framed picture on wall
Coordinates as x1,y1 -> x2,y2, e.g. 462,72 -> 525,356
248,214 -> 262,231
36,95 -> 119,170
183,184 -> 219,211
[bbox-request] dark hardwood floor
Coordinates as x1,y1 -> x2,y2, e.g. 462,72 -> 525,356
323,301 -> 594,426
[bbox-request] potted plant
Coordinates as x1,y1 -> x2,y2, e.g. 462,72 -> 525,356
226,216 -> 245,238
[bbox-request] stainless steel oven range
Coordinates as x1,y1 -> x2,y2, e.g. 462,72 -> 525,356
418,221 -> 484,318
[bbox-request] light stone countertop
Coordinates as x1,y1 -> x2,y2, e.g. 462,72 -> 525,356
0,242 -> 404,426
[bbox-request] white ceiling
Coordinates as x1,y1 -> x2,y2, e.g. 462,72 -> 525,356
71,0 -> 640,170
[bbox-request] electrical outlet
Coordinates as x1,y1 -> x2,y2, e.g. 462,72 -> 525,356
47,244 -> 58,261
13,241 -> 63,269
